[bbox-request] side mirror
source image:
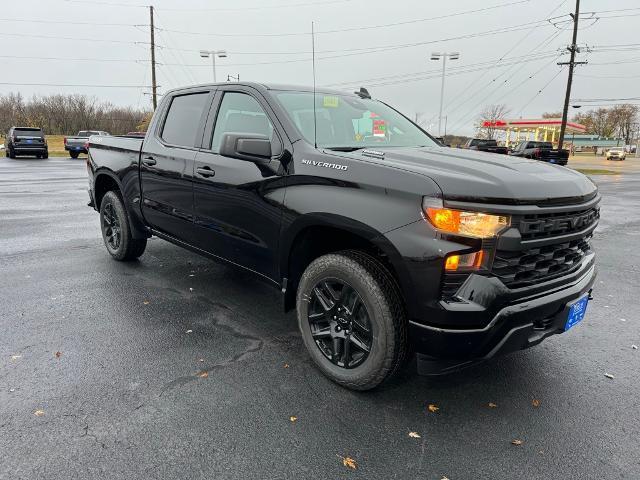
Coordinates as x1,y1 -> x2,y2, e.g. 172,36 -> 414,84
220,133 -> 272,163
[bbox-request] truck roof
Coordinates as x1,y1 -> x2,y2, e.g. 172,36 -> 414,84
164,82 -> 361,98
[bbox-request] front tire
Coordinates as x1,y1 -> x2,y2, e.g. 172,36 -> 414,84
296,250 -> 407,391
99,191 -> 147,261
70,151 -> 79,159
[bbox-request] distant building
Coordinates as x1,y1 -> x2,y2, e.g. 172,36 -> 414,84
481,118 -> 586,147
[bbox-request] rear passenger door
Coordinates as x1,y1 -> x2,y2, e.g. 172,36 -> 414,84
140,89 -> 214,239
191,87 -> 287,280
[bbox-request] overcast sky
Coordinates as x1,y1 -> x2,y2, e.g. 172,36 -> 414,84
3,0 -> 639,135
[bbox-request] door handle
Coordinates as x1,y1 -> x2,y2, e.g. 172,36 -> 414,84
142,156 -> 156,166
196,166 -> 215,178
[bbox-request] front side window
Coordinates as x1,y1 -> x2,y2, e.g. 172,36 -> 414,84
210,92 -> 276,153
161,92 -> 209,147
274,91 -> 437,150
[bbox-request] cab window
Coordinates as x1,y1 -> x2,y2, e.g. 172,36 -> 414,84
210,92 -> 279,154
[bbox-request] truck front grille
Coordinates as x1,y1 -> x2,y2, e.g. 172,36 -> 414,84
441,236 -> 592,299
518,207 -> 599,240
491,236 -> 592,288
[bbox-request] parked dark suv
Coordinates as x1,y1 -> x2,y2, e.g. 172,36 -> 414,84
5,127 -> 48,159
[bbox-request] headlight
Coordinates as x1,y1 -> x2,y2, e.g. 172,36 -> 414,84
423,198 -> 510,238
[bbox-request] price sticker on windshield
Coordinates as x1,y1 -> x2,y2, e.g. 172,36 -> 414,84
323,96 -> 339,108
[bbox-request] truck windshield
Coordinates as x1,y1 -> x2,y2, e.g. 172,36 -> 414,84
274,91 -> 437,149
78,131 -> 99,137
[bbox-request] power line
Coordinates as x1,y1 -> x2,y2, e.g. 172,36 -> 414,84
428,0 -> 568,127
0,82 -> 152,88
159,19 -> 555,58
0,18 -> 139,27
447,27 -> 566,132
323,52 -> 559,88
156,0 -> 530,37
517,66 -> 566,115
0,54 -> 144,64
0,31 -> 142,45
62,0 -> 354,10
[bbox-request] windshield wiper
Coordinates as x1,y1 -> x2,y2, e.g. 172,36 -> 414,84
324,146 -> 365,152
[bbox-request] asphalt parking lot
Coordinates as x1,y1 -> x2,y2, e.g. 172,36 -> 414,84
1,156 -> 639,480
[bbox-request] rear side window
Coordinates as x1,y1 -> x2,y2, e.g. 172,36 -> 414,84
161,92 -> 209,147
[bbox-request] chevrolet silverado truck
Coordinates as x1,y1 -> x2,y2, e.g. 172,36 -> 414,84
463,138 -> 509,154
510,141 -> 570,165
65,130 -> 110,158
86,82 -> 599,390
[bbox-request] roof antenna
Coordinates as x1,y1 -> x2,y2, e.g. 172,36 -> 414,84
311,21 -> 318,149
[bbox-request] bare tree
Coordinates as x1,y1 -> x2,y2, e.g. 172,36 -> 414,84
542,111 -> 563,119
609,104 -> 638,144
476,104 -> 510,139
0,92 -> 151,136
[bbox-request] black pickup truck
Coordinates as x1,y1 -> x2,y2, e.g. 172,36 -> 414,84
510,141 -> 570,165
463,138 -> 509,155
87,82 -> 599,390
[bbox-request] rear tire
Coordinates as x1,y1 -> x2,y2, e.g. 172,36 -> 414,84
99,190 -> 147,261
296,250 -> 407,391
70,151 -> 79,159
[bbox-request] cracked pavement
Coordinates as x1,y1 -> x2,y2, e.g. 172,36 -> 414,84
1,156 -> 639,479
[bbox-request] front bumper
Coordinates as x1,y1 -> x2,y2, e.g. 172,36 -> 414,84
410,259 -> 596,367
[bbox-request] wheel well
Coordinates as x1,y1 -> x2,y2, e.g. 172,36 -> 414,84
94,174 -> 120,209
283,225 -> 401,312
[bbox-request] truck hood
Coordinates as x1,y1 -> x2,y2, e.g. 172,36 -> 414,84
338,146 -> 597,203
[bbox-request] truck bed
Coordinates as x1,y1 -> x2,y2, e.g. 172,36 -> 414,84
88,135 -> 143,171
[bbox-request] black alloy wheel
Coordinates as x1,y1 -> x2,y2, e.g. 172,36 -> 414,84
307,279 -> 373,369
102,202 -> 121,251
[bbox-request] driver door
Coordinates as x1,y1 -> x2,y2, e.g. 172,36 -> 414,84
191,88 -> 287,280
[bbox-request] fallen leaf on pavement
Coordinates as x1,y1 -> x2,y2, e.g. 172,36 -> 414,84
290,416 -> 297,423
186,329 -> 193,334
199,358 -> 205,362
197,371 -> 209,378
488,402 -> 497,408
283,363 -> 289,368
143,301 -> 150,305
604,373 -> 615,379
54,351 -> 62,358
341,456 -> 357,470
532,399 -> 540,407
10,355 -> 21,360
34,410 -> 45,417
511,439 -> 523,446
408,431 -> 421,438
427,404 -> 439,413
632,345 -> 638,350
9,388 -> 15,393
441,477 -> 450,480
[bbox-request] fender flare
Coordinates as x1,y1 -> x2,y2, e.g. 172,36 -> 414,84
279,212 -> 415,304
93,169 -> 149,239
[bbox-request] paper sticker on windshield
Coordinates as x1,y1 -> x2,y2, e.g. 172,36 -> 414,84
323,96 -> 339,108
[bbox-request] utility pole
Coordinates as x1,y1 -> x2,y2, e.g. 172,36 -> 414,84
557,0 -> 587,149
149,5 -> 158,110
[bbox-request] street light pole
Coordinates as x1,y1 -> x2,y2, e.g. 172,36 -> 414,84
200,50 -> 228,83
431,52 -> 459,136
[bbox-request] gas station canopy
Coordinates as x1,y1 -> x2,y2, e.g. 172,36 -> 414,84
481,118 -> 587,147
